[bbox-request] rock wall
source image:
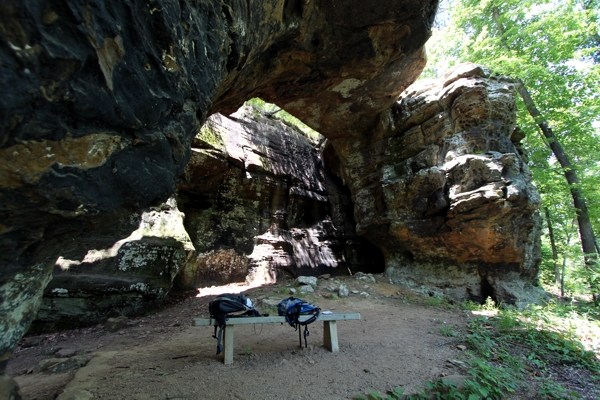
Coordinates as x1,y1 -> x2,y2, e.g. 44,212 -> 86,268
33,198 -> 195,331
0,0 -> 544,387
32,106 -> 384,329
1,0 -> 437,376
325,64 -> 543,306
178,107 -> 383,288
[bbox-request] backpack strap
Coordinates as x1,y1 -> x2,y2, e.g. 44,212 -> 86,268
212,313 -> 228,355
212,308 -> 263,355
303,325 -> 310,348
277,297 -> 321,348
297,305 -> 320,348
214,325 -> 226,355
297,306 -> 321,326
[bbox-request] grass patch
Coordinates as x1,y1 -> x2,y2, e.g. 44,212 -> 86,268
439,323 -> 459,337
356,296 -> 600,399
424,296 -> 453,309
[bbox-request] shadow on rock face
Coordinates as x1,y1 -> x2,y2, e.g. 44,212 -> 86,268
0,1 -> 543,389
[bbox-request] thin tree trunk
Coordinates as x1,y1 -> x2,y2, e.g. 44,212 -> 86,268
561,256 -> 566,297
560,224 -> 575,298
545,207 -> 560,286
517,80 -> 600,302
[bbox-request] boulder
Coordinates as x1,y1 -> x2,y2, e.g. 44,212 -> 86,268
104,316 -> 129,333
36,355 -> 91,374
177,108 -> 384,286
325,63 -> 542,304
338,284 -> 349,298
21,336 -> 44,348
295,276 -> 318,288
354,272 -> 376,283
0,0 -> 435,373
40,347 -> 61,356
32,198 -> 194,330
298,285 -> 314,293
55,348 -> 78,358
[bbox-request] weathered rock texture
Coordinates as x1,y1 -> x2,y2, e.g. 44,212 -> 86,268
177,107 -> 383,288
1,0 -> 437,375
33,107 -> 384,329
325,64 -> 543,305
0,0 -> 543,387
33,198 -> 195,331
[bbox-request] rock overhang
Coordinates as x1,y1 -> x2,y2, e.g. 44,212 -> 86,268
0,0 -> 546,382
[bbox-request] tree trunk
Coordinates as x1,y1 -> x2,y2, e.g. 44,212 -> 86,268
545,207 -> 561,286
517,80 -> 600,301
561,256 -> 566,297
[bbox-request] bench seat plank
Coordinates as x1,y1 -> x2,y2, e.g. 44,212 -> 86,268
193,312 -> 360,327
194,312 -> 360,364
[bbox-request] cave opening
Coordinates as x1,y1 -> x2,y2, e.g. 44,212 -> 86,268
479,276 -> 496,305
174,99 -> 389,296
321,146 -> 385,276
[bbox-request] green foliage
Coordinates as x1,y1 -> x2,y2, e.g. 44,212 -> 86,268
245,98 -> 323,143
439,323 -> 458,337
424,297 -> 442,308
460,300 -> 479,311
481,297 -> 498,311
196,122 -> 227,152
537,377 -> 582,399
356,297 -> 600,399
423,0 -> 600,297
464,357 -> 519,398
496,312 -> 519,332
518,302 -> 600,371
424,296 -> 454,309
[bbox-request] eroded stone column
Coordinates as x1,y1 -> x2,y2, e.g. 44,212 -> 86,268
325,64 -> 543,305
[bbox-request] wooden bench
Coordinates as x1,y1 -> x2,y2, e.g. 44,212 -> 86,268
193,313 -> 361,364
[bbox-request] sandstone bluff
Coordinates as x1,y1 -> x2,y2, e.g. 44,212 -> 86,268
0,0 -> 543,395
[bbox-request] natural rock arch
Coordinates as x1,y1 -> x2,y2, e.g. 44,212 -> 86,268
0,1 -> 543,392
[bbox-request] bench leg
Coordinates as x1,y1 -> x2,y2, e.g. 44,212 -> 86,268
223,325 -> 234,364
323,321 -> 339,352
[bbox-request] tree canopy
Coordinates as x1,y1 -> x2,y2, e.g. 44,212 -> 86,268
423,0 -> 600,297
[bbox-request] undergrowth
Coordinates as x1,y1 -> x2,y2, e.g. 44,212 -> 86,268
355,297 -> 600,400
244,98 -> 323,144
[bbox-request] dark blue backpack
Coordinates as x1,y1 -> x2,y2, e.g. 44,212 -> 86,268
277,297 -> 321,348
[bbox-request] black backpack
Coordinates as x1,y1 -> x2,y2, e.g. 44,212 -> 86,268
209,293 -> 261,355
277,297 -> 321,348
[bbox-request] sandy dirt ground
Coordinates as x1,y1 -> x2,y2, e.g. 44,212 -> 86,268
8,275 -> 473,400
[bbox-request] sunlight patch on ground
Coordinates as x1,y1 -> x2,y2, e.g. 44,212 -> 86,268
195,281 -> 269,297
470,310 -> 498,317
196,263 -> 276,298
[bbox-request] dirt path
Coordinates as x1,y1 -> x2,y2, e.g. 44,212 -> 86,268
8,275 -> 470,400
